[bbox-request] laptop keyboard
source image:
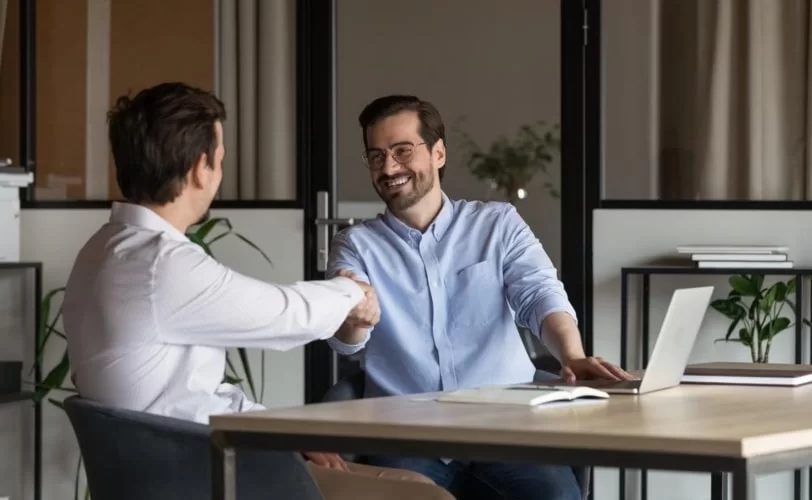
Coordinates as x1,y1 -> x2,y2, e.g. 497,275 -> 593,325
576,379 -> 642,389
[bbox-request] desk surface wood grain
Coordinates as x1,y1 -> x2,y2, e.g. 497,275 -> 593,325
209,384 -> 812,458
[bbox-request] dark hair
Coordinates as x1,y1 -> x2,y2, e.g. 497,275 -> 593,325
358,95 -> 446,180
107,82 -> 226,204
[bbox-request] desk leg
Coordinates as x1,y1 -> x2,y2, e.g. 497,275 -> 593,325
639,274 -> 650,500
731,470 -> 755,500
710,472 -> 728,500
619,271 -> 628,500
211,438 -> 236,500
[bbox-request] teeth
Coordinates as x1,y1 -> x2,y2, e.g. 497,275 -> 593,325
385,177 -> 409,187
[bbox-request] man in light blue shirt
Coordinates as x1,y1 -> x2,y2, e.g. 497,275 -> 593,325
327,95 -> 631,500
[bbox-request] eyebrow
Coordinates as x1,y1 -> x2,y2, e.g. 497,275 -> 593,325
367,141 -> 414,151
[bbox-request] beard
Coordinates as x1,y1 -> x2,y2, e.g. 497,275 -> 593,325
374,170 -> 435,212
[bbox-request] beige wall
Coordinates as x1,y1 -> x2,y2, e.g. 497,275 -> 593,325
336,0 -> 563,265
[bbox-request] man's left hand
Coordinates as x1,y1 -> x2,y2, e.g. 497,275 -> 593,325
302,451 -> 350,472
560,356 -> 634,384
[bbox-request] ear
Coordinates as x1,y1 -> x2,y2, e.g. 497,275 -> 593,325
188,152 -> 210,189
433,139 -> 447,168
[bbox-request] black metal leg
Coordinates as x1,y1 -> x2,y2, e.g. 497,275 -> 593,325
731,468 -> 755,500
795,275 -> 802,365
640,274 -> 650,500
618,271 -> 629,500
794,275 -> 803,500
641,274 -> 650,366
710,473 -> 725,500
620,270 -> 628,370
33,265 -> 42,500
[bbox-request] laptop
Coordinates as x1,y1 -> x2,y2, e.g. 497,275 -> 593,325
544,286 -> 714,395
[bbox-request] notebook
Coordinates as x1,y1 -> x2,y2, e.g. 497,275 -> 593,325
681,362 -> 812,387
436,384 -> 610,406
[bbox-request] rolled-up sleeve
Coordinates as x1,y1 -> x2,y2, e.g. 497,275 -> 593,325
500,205 -> 577,337
325,229 -> 372,355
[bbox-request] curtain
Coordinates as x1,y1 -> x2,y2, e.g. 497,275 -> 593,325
658,0 -> 812,200
217,0 -> 297,200
0,0 -> 7,73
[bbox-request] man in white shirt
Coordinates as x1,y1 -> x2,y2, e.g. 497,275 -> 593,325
62,82 -> 451,500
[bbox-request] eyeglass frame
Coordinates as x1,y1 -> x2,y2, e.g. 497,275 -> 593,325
361,141 -> 427,170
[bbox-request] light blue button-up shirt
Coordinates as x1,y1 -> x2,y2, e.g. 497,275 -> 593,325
326,193 -> 577,398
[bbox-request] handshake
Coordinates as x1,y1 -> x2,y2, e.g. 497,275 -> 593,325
338,270 -> 381,329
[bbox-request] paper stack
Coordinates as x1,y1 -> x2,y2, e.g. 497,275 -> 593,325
676,245 -> 793,269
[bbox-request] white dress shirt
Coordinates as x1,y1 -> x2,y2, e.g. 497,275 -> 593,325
62,202 -> 365,424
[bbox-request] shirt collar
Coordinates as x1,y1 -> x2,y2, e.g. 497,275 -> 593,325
109,202 -> 189,242
383,191 -> 454,243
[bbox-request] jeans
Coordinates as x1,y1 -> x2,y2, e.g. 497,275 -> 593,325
365,455 -> 582,500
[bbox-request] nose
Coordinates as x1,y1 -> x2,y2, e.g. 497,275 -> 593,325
380,153 -> 402,175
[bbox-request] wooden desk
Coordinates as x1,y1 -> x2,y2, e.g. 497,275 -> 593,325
210,383 -> 812,500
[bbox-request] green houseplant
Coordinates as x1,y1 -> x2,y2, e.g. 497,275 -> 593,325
456,120 -> 561,203
710,274 -> 811,363
33,217 -> 272,499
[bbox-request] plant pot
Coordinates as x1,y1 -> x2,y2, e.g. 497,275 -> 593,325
0,360 -> 22,394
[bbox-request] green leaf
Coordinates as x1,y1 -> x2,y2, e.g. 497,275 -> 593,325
75,454 -> 81,500
768,317 -> 791,338
714,337 -> 742,344
260,350 -> 266,403
233,232 -> 274,267
48,398 -> 65,411
187,233 -> 213,257
761,283 -> 778,312
724,317 -> 741,341
188,217 -> 232,242
729,275 -> 758,296
237,348 -> 257,401
774,281 -> 788,302
34,349 -> 70,403
35,287 -> 66,375
738,328 -> 752,346
752,274 -> 764,292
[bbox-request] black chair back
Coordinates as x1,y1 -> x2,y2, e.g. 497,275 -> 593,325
63,396 -> 324,500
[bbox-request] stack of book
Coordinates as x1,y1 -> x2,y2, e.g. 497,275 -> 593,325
676,245 -> 793,269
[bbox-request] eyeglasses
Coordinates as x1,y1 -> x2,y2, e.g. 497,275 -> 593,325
362,142 -> 426,170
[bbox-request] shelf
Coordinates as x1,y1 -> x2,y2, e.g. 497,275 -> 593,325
623,265 -> 812,275
0,391 -> 34,404
0,262 -> 42,270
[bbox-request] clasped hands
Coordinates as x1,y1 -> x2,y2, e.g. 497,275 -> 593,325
338,270 -> 380,329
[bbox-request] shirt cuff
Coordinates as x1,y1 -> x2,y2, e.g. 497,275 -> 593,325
327,329 -> 371,356
329,276 -> 366,304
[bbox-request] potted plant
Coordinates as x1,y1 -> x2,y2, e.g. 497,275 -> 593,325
710,274 -> 810,363
32,217 -> 272,498
456,120 -> 561,203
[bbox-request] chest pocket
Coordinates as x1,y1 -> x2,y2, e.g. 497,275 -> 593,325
446,261 -> 505,328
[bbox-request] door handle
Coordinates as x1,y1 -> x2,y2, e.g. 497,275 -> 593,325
314,218 -> 355,226
315,191 -> 362,272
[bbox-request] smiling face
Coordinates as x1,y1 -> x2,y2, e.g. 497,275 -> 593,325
364,111 -> 445,212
